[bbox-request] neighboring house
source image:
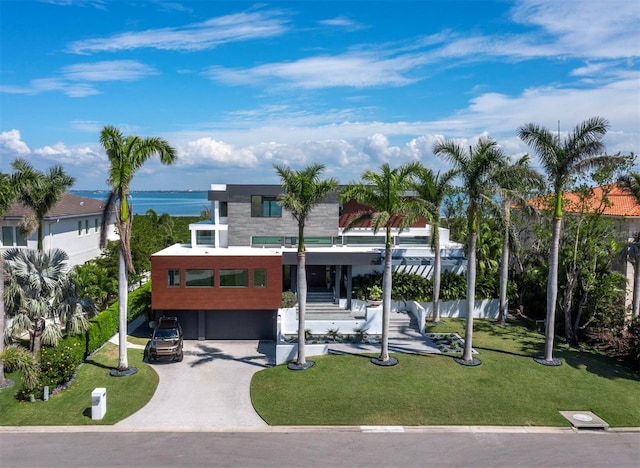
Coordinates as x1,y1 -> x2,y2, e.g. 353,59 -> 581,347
151,184 -> 466,340
529,183 -> 640,311
1,192 -> 117,266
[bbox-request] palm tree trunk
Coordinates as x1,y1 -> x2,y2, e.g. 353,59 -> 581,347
544,217 -> 563,362
462,230 -> 477,362
379,242 -> 392,362
296,252 -> 307,366
117,248 -> 129,371
37,223 -> 44,251
0,258 -> 5,386
498,203 -> 509,325
432,228 -> 442,323
633,262 -> 640,319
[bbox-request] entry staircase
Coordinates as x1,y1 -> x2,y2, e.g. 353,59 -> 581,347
304,290 -> 422,338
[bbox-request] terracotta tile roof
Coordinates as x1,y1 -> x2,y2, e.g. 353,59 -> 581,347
528,183 -> 640,217
4,192 -> 107,219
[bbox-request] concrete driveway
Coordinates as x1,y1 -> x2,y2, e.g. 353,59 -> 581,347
117,340 -> 274,428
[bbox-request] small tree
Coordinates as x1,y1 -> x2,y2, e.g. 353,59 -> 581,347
11,158 -> 74,251
3,249 -> 92,357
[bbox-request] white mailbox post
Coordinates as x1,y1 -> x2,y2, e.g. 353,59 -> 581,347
91,387 -> 107,420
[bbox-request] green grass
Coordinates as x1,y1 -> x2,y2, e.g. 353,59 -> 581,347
251,319 -> 640,427
0,344 -> 158,425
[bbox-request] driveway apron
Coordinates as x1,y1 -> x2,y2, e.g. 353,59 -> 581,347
117,340 -> 273,427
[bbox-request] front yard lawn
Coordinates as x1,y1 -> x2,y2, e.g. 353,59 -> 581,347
251,319 -> 640,427
0,344 -> 158,425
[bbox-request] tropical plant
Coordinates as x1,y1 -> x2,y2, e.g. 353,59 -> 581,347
274,163 -> 338,370
0,345 -> 39,393
3,248 -> 92,357
618,171 -> 640,201
146,208 -> 175,246
99,126 -> 177,372
433,136 -> 509,365
619,232 -> 640,319
518,116 -> 619,365
10,158 -> 75,251
411,167 -> 456,323
341,162 -> 421,365
493,155 -> 544,325
0,171 -> 18,387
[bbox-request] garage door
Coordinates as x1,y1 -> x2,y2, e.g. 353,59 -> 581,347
205,310 -> 276,340
156,310 -> 199,340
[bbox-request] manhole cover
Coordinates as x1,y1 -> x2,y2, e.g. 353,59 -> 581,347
559,411 -> 608,429
573,413 -> 593,422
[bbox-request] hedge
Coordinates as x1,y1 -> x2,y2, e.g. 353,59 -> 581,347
33,281 -> 152,396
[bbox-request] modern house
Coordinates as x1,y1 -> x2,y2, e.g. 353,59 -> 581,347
529,183 -> 640,311
150,184 -> 466,341
1,192 -> 117,266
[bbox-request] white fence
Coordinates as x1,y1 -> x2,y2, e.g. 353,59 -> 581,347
406,299 -> 501,334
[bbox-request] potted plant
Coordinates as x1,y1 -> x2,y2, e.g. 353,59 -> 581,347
366,285 -> 383,306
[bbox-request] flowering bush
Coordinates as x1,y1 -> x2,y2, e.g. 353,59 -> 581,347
39,341 -> 83,389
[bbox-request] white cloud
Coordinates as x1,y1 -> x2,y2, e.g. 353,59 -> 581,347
33,142 -> 103,166
66,11 -> 290,54
318,16 -> 367,31
1,60 -> 156,97
0,129 -> 31,156
181,137 -> 259,167
61,60 -> 158,82
206,52 -> 424,89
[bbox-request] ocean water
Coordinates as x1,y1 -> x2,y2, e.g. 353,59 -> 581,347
71,190 -> 210,216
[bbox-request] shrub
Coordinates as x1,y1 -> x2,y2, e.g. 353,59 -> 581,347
39,341 -> 83,390
281,290 -> 297,308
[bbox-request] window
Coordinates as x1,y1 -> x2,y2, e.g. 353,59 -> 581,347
345,235 -> 386,245
397,236 -> 430,245
2,226 -> 27,247
219,201 -> 228,217
253,269 -> 267,288
167,269 -> 180,287
251,195 -> 281,217
185,269 -> 214,287
85,219 -> 89,234
78,221 -> 82,236
252,236 -> 282,247
220,269 -> 248,287
196,230 -> 215,245
95,218 -> 99,232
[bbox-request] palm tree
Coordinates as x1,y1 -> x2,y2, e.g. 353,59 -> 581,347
3,248 -> 91,357
341,162 -> 421,366
519,116 -> 615,365
618,171 -> 640,201
99,126 -> 177,373
493,155 -> 544,325
0,172 -> 18,387
146,208 -> 175,246
11,158 -> 75,251
410,167 -> 456,324
1,168 -> 39,387
619,232 -> 640,319
433,137 -> 508,365
274,163 -> 338,370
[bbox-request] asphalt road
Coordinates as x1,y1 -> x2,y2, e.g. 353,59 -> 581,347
1,429 -> 638,467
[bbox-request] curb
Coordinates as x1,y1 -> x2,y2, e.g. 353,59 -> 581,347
2,425 -> 638,434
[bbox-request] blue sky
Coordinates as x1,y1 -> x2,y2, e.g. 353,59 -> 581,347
1,0 -> 638,191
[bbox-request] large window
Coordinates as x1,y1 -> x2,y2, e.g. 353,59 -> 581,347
185,269 -> 214,287
253,269 -> 267,288
219,269 -> 248,287
251,195 -> 281,217
167,269 -> 180,287
2,226 -> 27,247
196,230 -> 215,245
